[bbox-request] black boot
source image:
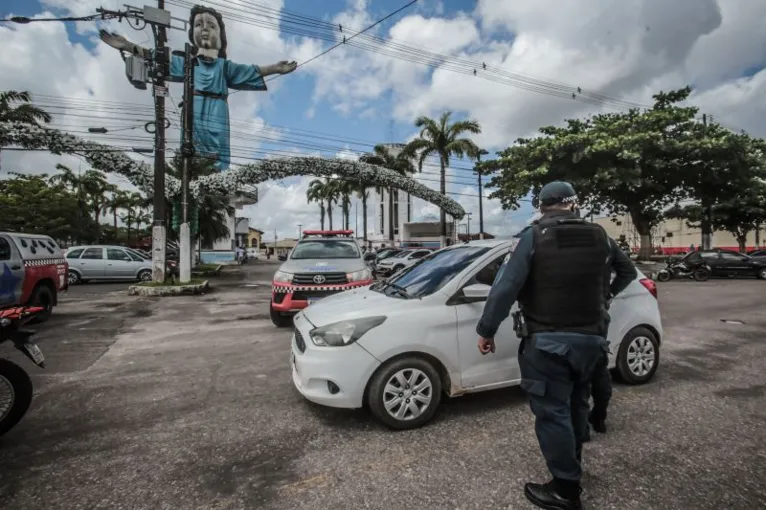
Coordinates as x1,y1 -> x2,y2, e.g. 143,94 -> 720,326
589,410 -> 607,434
524,479 -> 582,510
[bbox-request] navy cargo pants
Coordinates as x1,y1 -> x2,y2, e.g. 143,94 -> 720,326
519,332 -> 609,482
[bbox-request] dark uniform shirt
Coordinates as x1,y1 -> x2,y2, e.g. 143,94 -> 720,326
476,224 -> 637,339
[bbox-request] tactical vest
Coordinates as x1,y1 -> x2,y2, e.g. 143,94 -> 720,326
517,212 -> 611,335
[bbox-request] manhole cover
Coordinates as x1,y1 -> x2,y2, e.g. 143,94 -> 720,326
720,319 -> 745,325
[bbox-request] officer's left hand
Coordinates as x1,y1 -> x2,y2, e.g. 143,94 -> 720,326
478,337 -> 495,354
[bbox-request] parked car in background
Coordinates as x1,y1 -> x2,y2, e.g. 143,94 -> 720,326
375,249 -> 432,277
746,249 -> 766,263
65,245 -> 153,284
246,247 -> 260,260
290,239 -> 663,429
683,250 -> 766,279
0,232 -> 68,322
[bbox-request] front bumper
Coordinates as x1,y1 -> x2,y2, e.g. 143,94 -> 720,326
290,317 -> 381,409
271,280 -> 373,312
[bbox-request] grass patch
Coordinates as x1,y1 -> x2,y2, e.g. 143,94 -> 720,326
137,279 -> 206,287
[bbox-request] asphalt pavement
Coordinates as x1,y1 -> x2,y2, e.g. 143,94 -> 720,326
0,264 -> 764,510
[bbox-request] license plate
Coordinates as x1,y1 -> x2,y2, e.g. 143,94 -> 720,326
24,343 -> 45,366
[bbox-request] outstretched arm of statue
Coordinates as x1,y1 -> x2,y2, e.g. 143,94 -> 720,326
258,61 -> 298,77
99,30 -> 149,58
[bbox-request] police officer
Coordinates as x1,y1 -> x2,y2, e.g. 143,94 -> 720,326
476,181 -> 637,509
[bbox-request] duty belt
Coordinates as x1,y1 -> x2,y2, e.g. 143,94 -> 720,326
194,91 -> 228,101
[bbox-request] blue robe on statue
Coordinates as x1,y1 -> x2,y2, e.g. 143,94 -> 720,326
169,56 -> 267,170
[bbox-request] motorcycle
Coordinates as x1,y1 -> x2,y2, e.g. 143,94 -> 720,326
656,257 -> 711,282
0,306 -> 46,436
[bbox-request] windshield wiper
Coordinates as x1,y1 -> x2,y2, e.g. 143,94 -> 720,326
386,282 -> 410,299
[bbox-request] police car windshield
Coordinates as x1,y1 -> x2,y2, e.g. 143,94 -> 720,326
290,240 -> 360,259
380,246 -> 490,299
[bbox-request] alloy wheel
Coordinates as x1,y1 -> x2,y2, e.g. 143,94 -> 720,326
627,336 -> 656,377
382,368 -> 433,421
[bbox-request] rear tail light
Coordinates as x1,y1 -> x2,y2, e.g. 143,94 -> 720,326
639,278 -> 657,299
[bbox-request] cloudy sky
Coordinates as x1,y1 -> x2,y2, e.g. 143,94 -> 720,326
2,0 -> 765,242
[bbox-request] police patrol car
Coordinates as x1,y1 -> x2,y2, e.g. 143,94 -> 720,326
270,230 -> 373,327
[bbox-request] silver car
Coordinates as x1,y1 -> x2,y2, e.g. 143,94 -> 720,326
65,245 -> 153,284
375,248 -> 432,277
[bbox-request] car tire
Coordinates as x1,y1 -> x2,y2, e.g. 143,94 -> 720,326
68,269 -> 81,285
656,270 -> 671,282
757,268 -> 766,280
693,267 -> 710,282
137,269 -> 152,282
28,284 -> 54,323
270,304 -> 293,328
0,359 -> 34,436
616,327 -> 660,385
367,357 -> 443,430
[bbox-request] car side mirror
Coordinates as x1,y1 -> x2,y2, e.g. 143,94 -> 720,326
463,283 -> 491,302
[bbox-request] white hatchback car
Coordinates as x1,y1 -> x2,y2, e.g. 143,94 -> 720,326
290,240 -> 662,430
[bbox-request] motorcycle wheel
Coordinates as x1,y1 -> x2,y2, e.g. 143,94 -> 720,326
693,268 -> 711,282
656,270 -> 672,282
0,359 -> 34,436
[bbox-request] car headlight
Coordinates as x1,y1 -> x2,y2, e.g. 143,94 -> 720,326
347,268 -> 372,282
273,270 -> 293,283
309,316 -> 387,347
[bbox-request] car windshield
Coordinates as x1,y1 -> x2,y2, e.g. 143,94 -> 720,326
375,246 -> 491,299
290,240 -> 360,259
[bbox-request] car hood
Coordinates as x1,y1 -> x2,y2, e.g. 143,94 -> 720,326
298,287 -> 413,327
278,258 -> 366,274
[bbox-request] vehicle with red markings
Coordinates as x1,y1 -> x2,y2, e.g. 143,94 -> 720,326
0,306 -> 47,436
0,232 -> 68,322
270,230 -> 373,327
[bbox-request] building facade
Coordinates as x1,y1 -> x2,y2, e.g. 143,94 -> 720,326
593,214 -> 764,254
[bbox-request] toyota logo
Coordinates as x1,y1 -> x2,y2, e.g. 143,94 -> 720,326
313,274 -> 326,284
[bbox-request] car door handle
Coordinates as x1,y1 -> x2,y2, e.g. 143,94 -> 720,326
10,265 -> 21,270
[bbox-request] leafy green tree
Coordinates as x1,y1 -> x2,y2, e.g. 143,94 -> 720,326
488,88 -> 719,259
165,156 -> 233,249
355,180 -> 374,242
402,112 -> 481,246
360,144 -> 416,246
0,173 -> 98,244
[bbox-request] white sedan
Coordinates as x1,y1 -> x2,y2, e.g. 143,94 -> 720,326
290,240 -> 663,430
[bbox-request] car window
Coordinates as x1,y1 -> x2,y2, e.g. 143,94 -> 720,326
700,252 -> 718,260
66,248 -> 84,259
107,248 -> 131,261
720,252 -> 746,261
0,238 -> 11,261
467,253 -> 508,287
126,250 -> 145,262
290,240 -> 360,259
410,251 -> 429,259
81,247 -> 104,260
381,246 -> 491,299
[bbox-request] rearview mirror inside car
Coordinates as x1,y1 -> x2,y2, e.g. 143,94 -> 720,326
463,283 -> 491,300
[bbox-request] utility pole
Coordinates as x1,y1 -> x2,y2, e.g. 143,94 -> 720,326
297,224 -> 302,239
702,114 -> 713,251
475,149 -> 488,240
178,42 -> 196,282
151,0 -> 169,282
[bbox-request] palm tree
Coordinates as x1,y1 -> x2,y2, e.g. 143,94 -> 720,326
119,192 -> 145,245
360,144 -> 416,247
0,91 -> 51,125
355,180 -> 374,243
106,190 -> 132,242
306,179 -> 327,230
49,164 -> 89,242
336,180 -> 355,230
324,179 -> 340,230
402,112 -> 481,247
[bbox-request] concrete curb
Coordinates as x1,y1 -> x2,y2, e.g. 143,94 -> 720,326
128,280 -> 210,297
192,264 -> 223,277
